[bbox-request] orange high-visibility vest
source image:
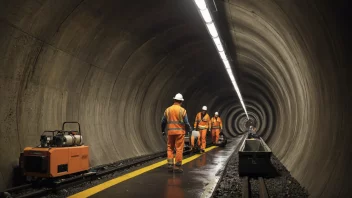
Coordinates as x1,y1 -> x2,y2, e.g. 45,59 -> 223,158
211,117 -> 223,129
164,103 -> 187,135
194,112 -> 211,130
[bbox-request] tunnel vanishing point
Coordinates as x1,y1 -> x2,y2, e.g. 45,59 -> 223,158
0,0 -> 351,197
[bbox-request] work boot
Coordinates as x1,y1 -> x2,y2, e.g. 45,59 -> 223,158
167,159 -> 174,172
174,163 -> 183,173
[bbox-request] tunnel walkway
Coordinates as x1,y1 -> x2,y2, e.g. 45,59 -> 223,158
68,137 -> 244,198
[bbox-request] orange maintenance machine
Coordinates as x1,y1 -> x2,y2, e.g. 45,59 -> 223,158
21,122 -> 89,178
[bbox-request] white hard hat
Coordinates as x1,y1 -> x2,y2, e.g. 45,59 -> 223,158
215,112 -> 219,115
173,93 -> 184,101
202,106 -> 207,111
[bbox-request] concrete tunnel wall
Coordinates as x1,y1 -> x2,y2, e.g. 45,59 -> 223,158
0,0 -> 351,197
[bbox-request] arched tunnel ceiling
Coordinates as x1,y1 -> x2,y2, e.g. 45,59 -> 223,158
0,0 -> 351,197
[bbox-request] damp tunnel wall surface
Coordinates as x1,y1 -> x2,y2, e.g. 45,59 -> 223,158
0,0 -> 234,190
214,0 -> 352,197
0,0 -> 351,197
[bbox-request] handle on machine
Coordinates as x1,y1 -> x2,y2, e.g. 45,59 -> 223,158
62,122 -> 82,144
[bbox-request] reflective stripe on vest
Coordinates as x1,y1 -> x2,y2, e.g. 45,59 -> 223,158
198,125 -> 207,129
168,128 -> 185,131
212,126 -> 220,129
168,121 -> 185,124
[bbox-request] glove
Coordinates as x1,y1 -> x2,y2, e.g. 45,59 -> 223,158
162,131 -> 166,136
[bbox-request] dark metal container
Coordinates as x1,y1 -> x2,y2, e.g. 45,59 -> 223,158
238,136 -> 273,176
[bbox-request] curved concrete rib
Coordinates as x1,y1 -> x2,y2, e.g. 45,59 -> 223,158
0,0 -> 351,197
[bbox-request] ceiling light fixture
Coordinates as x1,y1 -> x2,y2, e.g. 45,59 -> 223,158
193,0 -> 249,119
206,23 -> 218,37
194,0 -> 207,10
200,8 -> 212,23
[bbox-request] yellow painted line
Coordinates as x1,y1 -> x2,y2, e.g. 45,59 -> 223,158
69,146 -> 218,198
181,146 -> 217,164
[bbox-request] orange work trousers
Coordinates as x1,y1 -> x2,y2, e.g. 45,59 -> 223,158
212,129 -> 220,144
198,129 -> 207,150
167,134 -> 185,165
190,130 -> 207,150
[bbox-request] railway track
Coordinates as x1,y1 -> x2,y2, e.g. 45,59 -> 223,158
0,147 -> 198,198
242,176 -> 269,198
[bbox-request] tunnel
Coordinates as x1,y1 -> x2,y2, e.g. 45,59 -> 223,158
0,0 -> 351,197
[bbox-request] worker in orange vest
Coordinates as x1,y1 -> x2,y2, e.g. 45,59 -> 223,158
193,106 -> 211,153
211,112 -> 223,144
161,93 -> 192,173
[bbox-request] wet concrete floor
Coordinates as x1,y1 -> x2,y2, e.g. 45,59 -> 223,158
90,136 -> 244,198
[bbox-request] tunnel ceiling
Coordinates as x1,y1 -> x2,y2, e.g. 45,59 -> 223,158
0,0 -> 351,197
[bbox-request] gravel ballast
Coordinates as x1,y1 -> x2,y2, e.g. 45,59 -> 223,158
212,153 -> 309,197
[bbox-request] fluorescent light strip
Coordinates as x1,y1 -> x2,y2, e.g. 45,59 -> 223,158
200,8 -> 212,23
223,60 -> 231,69
219,51 -> 227,60
216,42 -> 224,51
206,23 -> 218,37
213,37 -> 221,45
213,37 -> 223,51
194,0 -> 207,10
226,68 -> 233,76
193,0 -> 249,119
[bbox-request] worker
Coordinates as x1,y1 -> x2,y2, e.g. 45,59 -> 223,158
193,106 -> 211,153
161,93 -> 192,173
211,112 -> 223,144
